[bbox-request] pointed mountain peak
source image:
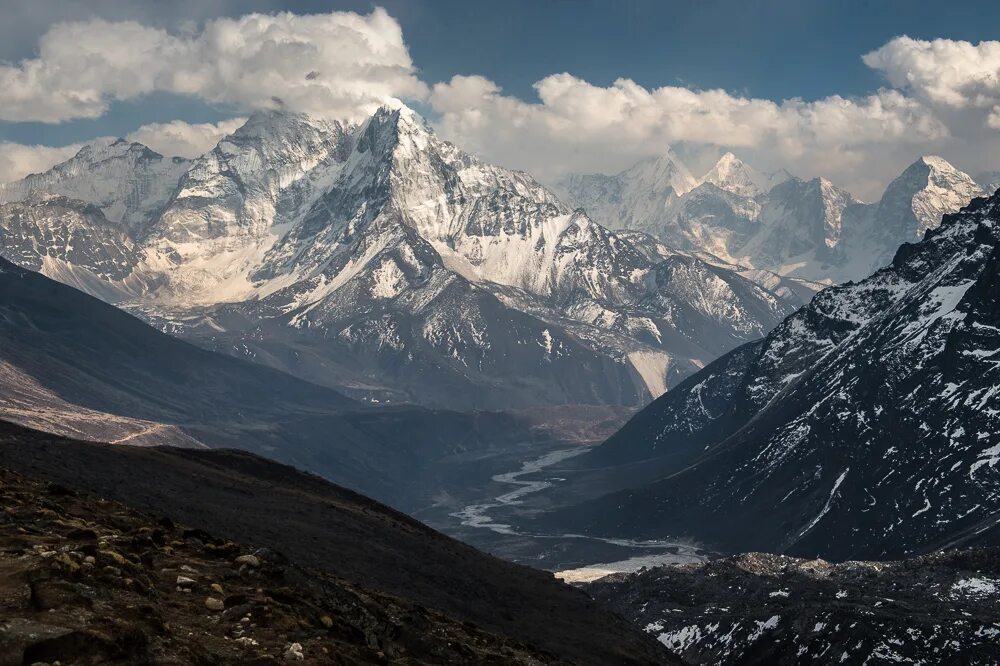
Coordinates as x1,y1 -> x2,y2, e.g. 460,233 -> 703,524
890,155 -> 981,194
700,152 -> 769,197
877,155 -> 985,238
62,137 -> 163,169
623,149 -> 698,196
367,103 -> 434,142
917,155 -> 959,172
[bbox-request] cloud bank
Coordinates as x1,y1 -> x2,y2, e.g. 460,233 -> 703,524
125,118 -> 247,158
0,9 -> 997,199
0,142 -> 83,184
0,8 -> 426,123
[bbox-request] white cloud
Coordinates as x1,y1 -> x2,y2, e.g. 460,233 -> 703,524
0,142 -> 83,184
2,18 -> 999,200
863,37 -> 1000,110
0,8 -> 427,123
126,118 -> 247,158
429,74 -> 949,198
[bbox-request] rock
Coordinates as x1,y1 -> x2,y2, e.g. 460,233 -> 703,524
97,549 -> 126,566
205,597 -> 224,611
0,619 -> 73,666
222,603 -> 253,621
235,554 -> 260,568
210,583 -> 224,595
66,528 -> 97,541
283,642 -> 304,661
319,615 -> 333,629
175,576 -> 195,588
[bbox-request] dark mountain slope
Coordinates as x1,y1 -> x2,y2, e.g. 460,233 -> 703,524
0,421 -> 672,665
0,256 -> 557,510
0,464 -> 559,665
538,192 -> 1000,561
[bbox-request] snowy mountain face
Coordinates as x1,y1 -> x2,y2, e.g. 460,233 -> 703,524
0,107 -> 795,409
0,139 -> 189,236
557,150 -> 697,235
563,152 -> 985,285
834,156 -> 987,281
699,151 -> 788,198
0,195 -> 139,283
540,189 -> 1000,561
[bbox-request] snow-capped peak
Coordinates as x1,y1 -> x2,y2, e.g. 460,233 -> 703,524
883,156 -> 985,237
623,149 -> 699,197
0,136 -> 188,234
699,152 -> 770,197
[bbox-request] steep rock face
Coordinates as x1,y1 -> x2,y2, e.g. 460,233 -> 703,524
0,107 -> 794,408
0,195 -> 139,284
0,139 -> 189,235
835,156 -> 986,280
735,177 -> 855,269
145,110 -> 354,302
541,191 -> 1000,561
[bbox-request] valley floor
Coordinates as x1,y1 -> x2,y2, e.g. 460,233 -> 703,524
422,440 -> 710,573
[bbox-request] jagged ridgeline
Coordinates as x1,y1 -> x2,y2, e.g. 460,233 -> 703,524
0,107 -> 801,410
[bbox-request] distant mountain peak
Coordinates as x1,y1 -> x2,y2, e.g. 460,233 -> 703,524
699,152 -> 770,197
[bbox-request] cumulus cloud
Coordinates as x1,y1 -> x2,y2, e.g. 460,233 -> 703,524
0,8 -> 427,123
863,37 -> 1000,110
126,118 -> 247,158
3,16 -> 999,200
429,74 -> 950,198
0,142 -> 83,184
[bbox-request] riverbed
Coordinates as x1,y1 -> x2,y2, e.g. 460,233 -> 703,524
444,445 -> 707,576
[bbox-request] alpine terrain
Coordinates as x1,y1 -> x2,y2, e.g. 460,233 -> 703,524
536,188 -> 1000,561
562,151 -> 986,284
0,107 -> 799,410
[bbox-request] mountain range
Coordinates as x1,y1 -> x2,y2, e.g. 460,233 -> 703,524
0,107 -> 806,410
561,150 -> 990,285
536,188 -> 1000,561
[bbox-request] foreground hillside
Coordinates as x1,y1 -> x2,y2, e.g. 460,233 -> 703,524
0,420 -> 671,665
588,550 -> 1000,665
0,465 -> 557,665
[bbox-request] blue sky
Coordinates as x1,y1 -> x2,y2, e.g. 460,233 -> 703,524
1,0 -> 999,197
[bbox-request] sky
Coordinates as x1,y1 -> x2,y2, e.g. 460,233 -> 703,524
1,0 -> 1000,199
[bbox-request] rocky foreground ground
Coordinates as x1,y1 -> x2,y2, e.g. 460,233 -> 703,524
587,550 -> 1000,665
0,465 -> 559,665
